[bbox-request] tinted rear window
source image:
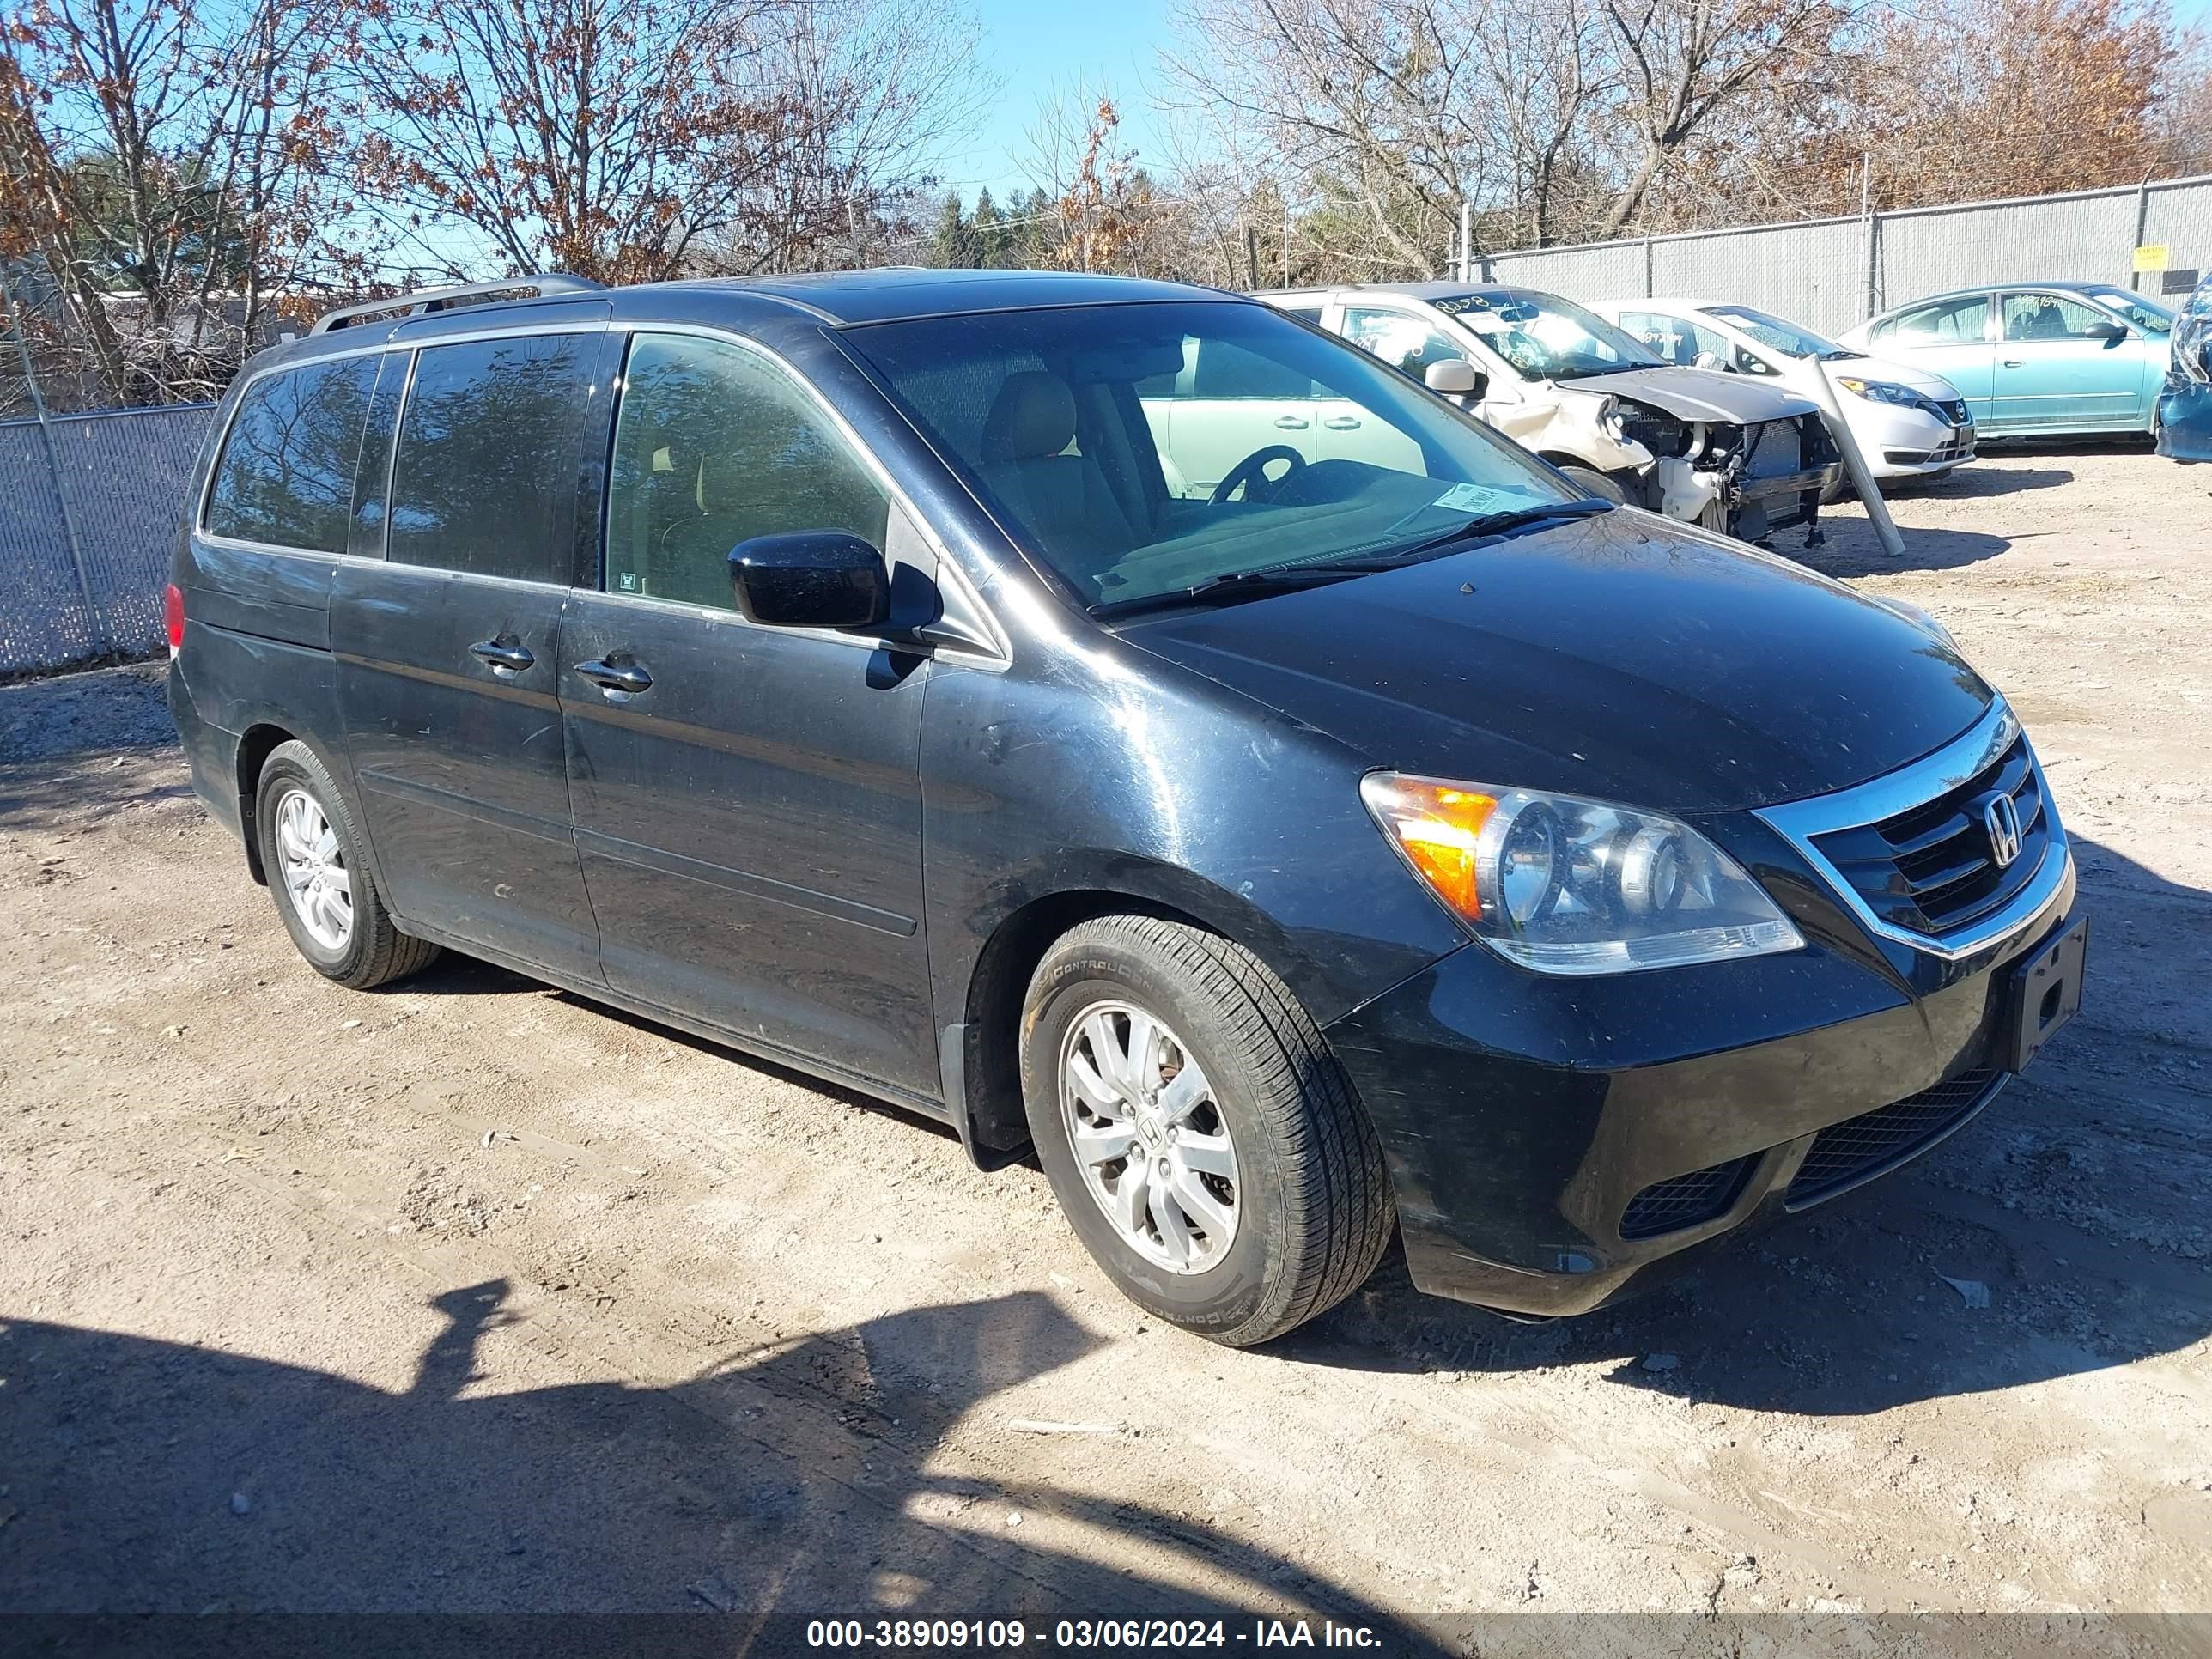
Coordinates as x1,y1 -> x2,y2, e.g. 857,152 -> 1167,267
387,334 -> 591,581
204,355 -> 380,553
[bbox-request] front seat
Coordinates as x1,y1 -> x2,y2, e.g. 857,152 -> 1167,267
976,370 -> 1136,580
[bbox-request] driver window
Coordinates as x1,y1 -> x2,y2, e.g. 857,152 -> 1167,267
605,333 -> 889,610
2002,294 -> 2117,343
1341,307 -> 1467,380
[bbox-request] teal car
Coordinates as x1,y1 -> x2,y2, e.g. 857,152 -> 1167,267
1839,282 -> 2172,437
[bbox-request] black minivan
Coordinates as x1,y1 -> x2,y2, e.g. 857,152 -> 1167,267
167,269 -> 2087,1346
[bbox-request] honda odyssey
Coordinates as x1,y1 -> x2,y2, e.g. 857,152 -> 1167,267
167,270 -> 2087,1346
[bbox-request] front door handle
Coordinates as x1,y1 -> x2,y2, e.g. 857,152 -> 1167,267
1322,415 -> 1362,429
468,639 -> 535,674
1273,414 -> 1310,429
574,657 -> 653,696
2002,359 -> 2025,368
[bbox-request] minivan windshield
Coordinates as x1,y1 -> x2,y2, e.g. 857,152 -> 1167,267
1430,289 -> 1662,381
842,300 -> 1583,611
1704,304 -> 1856,362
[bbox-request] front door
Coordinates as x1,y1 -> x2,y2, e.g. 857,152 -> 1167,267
335,320 -> 609,982
1994,291 -> 2151,432
560,330 -> 938,1097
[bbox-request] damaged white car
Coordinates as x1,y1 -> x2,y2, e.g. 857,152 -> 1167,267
1261,283 -> 1842,544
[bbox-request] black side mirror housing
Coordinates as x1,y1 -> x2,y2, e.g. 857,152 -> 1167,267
2087,319 -> 2128,345
728,532 -> 890,631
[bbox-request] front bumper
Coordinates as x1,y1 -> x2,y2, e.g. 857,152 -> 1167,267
1858,403 -> 1977,477
1322,825 -> 2077,1319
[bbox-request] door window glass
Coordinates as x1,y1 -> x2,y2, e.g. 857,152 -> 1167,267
1341,307 -> 1469,380
1190,337 -> 1316,398
2002,293 -> 2118,342
1614,311 -> 1737,369
605,333 -> 890,611
1881,296 -> 1989,345
386,334 -> 592,581
204,354 -> 380,553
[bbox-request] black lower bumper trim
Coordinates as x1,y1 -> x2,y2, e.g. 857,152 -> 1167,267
1784,1068 -> 2005,1210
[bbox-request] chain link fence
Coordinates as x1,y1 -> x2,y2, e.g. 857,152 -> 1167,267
1484,174 -> 2212,336
0,403 -> 218,674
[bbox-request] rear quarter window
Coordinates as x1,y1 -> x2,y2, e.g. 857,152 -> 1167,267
386,334 -> 592,581
204,354 -> 380,553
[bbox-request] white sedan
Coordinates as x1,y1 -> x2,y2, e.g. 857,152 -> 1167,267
1592,297 -> 1977,486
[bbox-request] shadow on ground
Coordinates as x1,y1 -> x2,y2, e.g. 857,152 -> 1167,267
1793,521 -> 2014,580
0,1286 -> 1441,1644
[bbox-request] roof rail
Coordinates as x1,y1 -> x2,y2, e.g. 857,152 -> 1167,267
309,274 -> 609,336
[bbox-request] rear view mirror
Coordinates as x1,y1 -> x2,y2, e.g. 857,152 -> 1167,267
1425,358 -> 1487,401
729,532 -> 889,631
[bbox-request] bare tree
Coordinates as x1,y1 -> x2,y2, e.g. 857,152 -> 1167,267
1590,0 -> 1850,236
0,0 -> 356,404
344,0 -> 982,284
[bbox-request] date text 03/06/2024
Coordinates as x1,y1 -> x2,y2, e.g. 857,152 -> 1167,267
804,1619 -> 1388,1649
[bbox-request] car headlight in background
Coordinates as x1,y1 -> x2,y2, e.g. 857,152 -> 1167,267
1359,775 -> 1805,975
1837,376 -> 1941,418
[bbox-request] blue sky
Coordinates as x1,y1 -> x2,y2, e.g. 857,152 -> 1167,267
935,0 -> 2212,204
935,0 -> 1176,201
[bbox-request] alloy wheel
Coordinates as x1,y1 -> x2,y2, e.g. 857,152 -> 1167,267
274,787 -> 353,951
1058,999 -> 1240,1273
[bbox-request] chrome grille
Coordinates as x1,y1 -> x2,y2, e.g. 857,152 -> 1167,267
1808,732 -> 2048,933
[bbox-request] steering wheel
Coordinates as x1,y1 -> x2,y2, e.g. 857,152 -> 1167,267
1210,443 -> 1307,505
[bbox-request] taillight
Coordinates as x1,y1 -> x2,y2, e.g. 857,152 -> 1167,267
164,583 -> 185,652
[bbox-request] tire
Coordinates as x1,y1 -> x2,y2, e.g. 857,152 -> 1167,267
1556,463 -> 1626,503
254,739 -> 440,991
1019,915 -> 1392,1346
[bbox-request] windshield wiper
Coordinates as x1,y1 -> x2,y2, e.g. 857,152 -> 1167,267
1088,559 -> 1396,621
1382,496 -> 1613,560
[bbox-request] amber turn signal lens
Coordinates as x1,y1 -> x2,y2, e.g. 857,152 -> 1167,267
1359,775 -> 1499,921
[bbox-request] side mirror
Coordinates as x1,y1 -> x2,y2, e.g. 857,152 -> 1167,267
728,531 -> 889,631
1694,350 -> 1729,373
2087,319 -> 2128,345
1425,357 -> 1488,401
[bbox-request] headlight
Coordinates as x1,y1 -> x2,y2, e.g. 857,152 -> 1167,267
1837,376 -> 1923,409
1359,775 -> 1805,975
1598,397 -> 1626,442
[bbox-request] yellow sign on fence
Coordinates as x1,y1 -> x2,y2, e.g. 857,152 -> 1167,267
2133,244 -> 2171,273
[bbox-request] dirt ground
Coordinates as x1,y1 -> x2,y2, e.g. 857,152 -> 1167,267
3,443 -> 2209,1646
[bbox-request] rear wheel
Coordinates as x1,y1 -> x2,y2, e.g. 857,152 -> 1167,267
1020,915 -> 1392,1346
255,740 -> 439,990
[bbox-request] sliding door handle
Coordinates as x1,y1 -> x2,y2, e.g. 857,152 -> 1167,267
574,657 -> 653,696
468,639 -> 535,674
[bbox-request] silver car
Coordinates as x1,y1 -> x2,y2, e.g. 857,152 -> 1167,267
1261,283 -> 1841,542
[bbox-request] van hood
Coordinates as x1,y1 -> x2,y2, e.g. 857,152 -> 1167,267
1563,365 -> 1820,424
1118,509 -> 1994,816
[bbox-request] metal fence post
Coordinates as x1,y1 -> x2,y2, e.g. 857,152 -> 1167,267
3,280 -> 110,657
2131,175 -> 2151,291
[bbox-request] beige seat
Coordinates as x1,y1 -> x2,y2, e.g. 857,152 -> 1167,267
975,371 -> 1137,580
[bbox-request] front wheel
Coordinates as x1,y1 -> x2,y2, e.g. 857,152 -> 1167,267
1020,915 -> 1393,1346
